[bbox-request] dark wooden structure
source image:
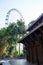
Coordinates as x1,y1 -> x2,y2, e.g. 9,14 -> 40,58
18,14 -> 43,65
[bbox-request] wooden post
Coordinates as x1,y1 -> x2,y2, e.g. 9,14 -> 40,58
26,46 -> 30,62
31,47 -> 34,63
28,49 -> 30,62
26,53 -> 28,61
26,48 -> 30,62
35,47 -> 40,65
26,48 -> 28,61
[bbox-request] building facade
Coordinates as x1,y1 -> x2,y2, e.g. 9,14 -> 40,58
18,14 -> 43,65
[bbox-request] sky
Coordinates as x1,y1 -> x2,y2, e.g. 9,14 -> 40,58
0,0 -> 43,28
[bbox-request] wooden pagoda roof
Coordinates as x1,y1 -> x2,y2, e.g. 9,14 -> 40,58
27,13 -> 43,31
18,14 -> 43,44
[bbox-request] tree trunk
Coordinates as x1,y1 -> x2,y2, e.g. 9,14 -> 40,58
19,43 -> 20,56
15,43 -> 16,57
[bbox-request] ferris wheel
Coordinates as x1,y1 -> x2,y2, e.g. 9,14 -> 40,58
5,8 -> 24,25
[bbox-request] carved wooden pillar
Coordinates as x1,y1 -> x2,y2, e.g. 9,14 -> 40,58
26,47 -> 30,62
29,48 -> 31,62
24,40 -> 31,62
26,47 -> 28,61
29,35 -> 34,63
31,46 -> 34,63
35,47 -> 40,65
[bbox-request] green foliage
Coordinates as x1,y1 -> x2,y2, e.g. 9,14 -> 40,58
6,45 -> 14,57
28,20 -> 35,27
17,19 -> 26,35
0,19 -> 26,57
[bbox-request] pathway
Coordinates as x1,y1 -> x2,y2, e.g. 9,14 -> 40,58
9,59 -> 36,65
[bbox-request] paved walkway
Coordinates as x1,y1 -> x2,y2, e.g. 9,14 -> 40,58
0,59 -> 36,65
9,59 -> 36,65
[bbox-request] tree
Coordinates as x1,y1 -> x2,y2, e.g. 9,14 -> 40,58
17,19 -> 26,36
6,20 -> 26,57
17,19 -> 26,55
28,20 -> 35,27
6,23 -> 19,57
0,19 -> 26,58
0,28 -> 8,57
